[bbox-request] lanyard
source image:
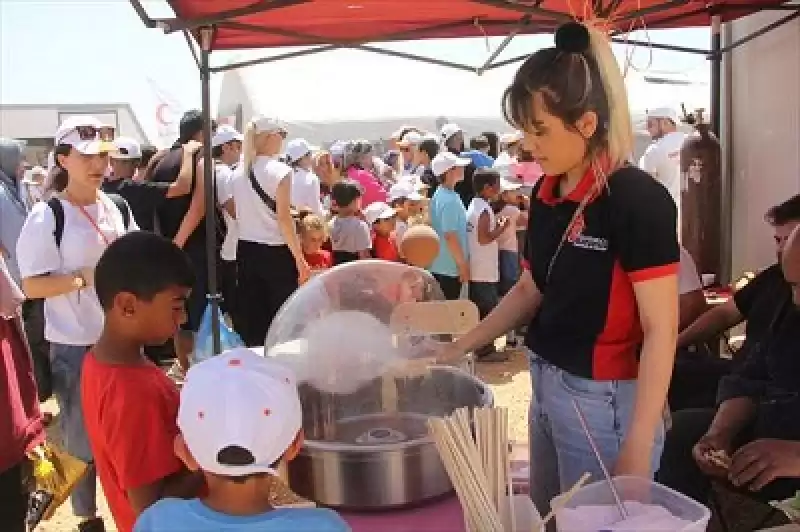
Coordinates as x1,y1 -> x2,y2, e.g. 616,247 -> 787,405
67,193 -> 115,246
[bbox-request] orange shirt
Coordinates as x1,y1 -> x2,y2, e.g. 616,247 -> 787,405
80,353 -> 183,532
372,233 -> 399,262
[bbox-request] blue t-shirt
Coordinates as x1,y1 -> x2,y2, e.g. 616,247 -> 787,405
134,498 -> 351,532
429,185 -> 468,278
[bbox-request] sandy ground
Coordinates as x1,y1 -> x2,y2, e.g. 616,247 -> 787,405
39,349 -> 533,531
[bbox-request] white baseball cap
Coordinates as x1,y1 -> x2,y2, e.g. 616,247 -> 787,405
500,177 -> 523,192
55,115 -> 116,155
178,348 -> 303,477
431,151 -> 471,177
398,131 -> 423,146
286,138 -> 316,163
212,125 -> 244,148
251,115 -> 287,135
110,137 -> 142,160
389,181 -> 424,202
363,202 -> 397,225
440,123 -> 462,143
646,107 -> 681,124
500,131 -> 524,145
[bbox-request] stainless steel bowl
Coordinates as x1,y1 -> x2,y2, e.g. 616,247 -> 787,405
288,365 -> 493,509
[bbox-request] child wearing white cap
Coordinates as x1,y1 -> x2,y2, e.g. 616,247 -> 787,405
133,349 -> 350,532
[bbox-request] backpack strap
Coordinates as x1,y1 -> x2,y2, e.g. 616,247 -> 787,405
47,197 -> 65,248
106,193 -> 131,230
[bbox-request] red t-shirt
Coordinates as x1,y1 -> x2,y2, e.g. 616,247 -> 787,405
372,233 -> 399,262
305,249 -> 333,270
80,353 -> 182,532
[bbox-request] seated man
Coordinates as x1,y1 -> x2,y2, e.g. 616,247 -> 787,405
677,195 -> 800,359
658,225 -> 800,504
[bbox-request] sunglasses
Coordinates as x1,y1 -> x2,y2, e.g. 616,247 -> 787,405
72,125 -> 115,142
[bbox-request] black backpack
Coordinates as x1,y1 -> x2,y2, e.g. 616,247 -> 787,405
47,194 -> 131,247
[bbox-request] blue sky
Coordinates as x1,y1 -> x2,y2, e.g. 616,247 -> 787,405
0,0 -> 712,139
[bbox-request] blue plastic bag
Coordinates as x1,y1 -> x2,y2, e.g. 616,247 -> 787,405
193,303 -> 245,363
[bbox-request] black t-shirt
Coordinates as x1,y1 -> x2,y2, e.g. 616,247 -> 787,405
101,178 -> 170,232
523,165 -> 680,380
718,294 -> 800,440
150,147 -> 220,258
732,264 -> 789,348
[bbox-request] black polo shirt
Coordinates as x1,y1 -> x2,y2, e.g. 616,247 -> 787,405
523,165 -> 679,380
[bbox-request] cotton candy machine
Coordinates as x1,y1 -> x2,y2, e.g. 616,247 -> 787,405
264,261 -> 490,509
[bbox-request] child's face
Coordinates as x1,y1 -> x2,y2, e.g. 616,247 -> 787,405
302,229 -> 325,253
374,216 -> 396,236
407,199 -> 422,217
482,181 -> 501,201
118,285 -> 190,345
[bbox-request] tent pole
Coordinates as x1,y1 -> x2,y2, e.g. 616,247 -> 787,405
710,15 -> 722,136
199,26 -> 222,355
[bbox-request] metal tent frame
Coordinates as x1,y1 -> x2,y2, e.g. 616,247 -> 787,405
128,0 -> 800,353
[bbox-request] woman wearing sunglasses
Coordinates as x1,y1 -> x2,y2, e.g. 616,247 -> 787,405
233,116 -> 311,347
16,116 -> 138,532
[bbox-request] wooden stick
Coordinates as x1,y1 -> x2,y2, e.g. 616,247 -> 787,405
538,472 -> 592,530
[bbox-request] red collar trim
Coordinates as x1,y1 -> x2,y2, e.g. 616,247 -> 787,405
536,156 -> 611,206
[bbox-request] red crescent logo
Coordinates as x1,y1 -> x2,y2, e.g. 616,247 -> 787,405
156,104 -> 170,126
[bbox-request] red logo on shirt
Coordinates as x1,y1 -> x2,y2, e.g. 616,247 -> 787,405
567,213 -> 585,243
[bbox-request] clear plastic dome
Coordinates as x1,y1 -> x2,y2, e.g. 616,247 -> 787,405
265,260 -> 445,395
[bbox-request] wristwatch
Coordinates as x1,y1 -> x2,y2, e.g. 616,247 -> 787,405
72,272 -> 87,290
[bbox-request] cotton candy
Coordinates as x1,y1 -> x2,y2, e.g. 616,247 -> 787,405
558,501 -> 694,532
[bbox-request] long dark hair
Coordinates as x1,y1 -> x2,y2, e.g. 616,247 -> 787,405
48,144 -> 71,193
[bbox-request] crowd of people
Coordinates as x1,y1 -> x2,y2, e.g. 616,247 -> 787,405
1,17 -> 799,532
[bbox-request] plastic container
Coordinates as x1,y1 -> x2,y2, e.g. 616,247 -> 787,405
512,494 -> 542,531
551,476 -> 711,532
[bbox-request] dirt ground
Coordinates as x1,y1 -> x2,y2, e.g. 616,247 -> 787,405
39,349 -> 533,531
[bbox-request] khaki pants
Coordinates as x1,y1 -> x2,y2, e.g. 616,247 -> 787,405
759,525 -> 800,531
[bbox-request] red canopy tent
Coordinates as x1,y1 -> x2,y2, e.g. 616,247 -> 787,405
129,0 -> 799,352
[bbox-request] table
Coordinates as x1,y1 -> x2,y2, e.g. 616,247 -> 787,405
341,496 -> 466,532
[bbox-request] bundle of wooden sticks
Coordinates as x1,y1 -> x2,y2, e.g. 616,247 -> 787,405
427,407 -> 512,532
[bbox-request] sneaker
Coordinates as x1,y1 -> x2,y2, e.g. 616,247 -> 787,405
78,517 -> 106,532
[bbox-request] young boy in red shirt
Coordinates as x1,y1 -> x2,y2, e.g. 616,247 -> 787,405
80,232 -> 200,532
364,202 -> 400,262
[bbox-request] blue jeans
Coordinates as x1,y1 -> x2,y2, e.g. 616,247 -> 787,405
528,353 -> 665,519
50,343 -> 96,518
498,250 -> 520,296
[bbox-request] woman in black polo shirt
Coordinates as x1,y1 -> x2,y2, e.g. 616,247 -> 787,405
443,22 -> 679,517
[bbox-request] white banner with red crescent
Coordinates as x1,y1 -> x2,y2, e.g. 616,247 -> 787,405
147,77 -> 184,149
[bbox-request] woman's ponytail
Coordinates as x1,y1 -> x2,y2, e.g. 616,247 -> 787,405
585,23 -> 634,169
241,120 -> 258,176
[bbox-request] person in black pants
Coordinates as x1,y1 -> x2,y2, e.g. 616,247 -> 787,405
659,230 -> 800,504
233,117 -> 311,347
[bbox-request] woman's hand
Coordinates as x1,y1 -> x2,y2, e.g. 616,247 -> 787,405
296,259 -> 311,285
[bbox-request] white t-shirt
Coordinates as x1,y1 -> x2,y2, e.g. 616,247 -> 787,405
466,196 -> 499,283
16,193 -> 138,346
291,167 -> 323,216
678,245 -> 702,296
215,163 -> 238,262
496,204 -> 521,252
639,131 -> 686,214
233,156 -> 293,246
